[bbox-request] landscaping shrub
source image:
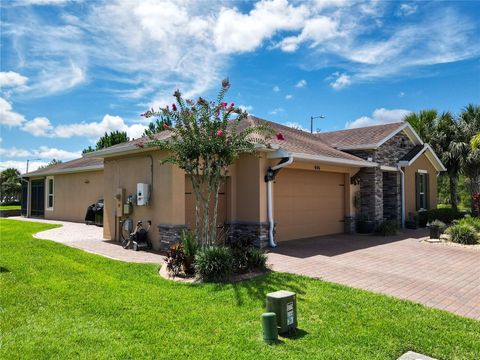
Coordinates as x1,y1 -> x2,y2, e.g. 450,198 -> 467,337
165,243 -> 186,276
247,248 -> 268,271
446,224 -> 479,245
374,220 -> 397,236
181,230 -> 197,257
194,246 -> 233,282
425,208 -> 465,224
454,217 -> 480,232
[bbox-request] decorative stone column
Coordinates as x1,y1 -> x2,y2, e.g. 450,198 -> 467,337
158,224 -> 187,252
225,221 -> 271,248
382,172 -> 401,226
359,167 -> 384,223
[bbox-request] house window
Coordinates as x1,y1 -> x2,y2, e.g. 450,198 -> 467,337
416,171 -> 428,211
46,176 -> 54,210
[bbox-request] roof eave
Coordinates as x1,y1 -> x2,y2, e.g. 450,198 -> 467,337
21,164 -> 104,178
398,144 -> 446,172
268,149 -> 377,168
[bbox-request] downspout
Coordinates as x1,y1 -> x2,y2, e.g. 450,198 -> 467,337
398,166 -> 405,228
265,155 -> 294,247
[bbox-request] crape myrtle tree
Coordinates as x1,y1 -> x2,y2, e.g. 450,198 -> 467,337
140,79 -> 278,247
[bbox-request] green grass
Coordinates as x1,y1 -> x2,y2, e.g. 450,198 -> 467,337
0,205 -> 20,210
1,219 -> 479,359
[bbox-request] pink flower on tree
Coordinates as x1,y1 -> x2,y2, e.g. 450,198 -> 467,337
276,133 -> 285,141
163,123 -> 170,129
216,130 -> 223,137
172,103 -> 177,111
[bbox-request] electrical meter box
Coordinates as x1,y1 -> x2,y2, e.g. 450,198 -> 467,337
266,290 -> 297,334
137,183 -> 150,206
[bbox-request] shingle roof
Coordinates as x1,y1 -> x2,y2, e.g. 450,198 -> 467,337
399,145 -> 425,162
315,122 -> 406,149
24,157 -> 103,177
238,116 -> 370,162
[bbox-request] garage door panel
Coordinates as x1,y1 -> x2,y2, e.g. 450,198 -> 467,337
274,169 -> 345,241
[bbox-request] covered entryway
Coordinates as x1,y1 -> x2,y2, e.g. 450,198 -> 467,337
274,169 -> 345,241
185,176 -> 228,231
30,179 -> 45,217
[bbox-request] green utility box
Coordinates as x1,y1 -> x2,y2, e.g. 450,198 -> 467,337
266,290 -> 297,334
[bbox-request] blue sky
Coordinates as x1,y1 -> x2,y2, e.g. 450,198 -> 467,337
1,0 -> 479,172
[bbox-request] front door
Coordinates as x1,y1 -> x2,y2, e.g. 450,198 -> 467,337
30,179 -> 45,217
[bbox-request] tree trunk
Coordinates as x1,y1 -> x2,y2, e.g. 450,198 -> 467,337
449,174 -> 458,210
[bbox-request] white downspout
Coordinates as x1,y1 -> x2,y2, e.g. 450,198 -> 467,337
398,166 -> 405,228
267,155 -> 294,247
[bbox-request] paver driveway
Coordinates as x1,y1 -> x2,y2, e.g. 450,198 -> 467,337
268,230 -> 480,320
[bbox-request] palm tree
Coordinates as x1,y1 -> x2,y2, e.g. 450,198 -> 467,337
472,133 -> 480,149
404,109 -> 438,143
460,105 -> 480,214
432,112 -> 466,210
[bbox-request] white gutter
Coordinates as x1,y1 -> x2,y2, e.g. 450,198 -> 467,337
266,155 -> 294,248
398,165 -> 406,228
21,164 -> 103,178
268,150 -> 376,168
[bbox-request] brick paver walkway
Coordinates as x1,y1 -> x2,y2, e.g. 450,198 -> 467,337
268,230 -> 480,320
10,217 -> 164,263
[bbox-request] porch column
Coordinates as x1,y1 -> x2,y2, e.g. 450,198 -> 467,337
359,166 -> 383,223
382,171 -> 401,226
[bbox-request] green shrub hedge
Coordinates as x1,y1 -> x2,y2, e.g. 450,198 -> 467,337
194,246 -> 234,282
374,220 -> 397,236
454,217 -> 480,232
446,224 -> 479,245
424,208 -> 466,225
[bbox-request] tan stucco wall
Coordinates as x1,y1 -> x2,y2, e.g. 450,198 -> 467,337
38,171 -> 103,222
102,151 -> 185,248
404,153 -> 438,217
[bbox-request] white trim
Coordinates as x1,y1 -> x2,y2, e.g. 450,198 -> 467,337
380,165 -> 398,172
267,149 -> 377,167
397,144 -> 446,172
417,169 -> 428,174
45,176 -> 54,211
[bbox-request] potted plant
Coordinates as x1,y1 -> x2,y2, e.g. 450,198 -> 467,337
181,230 -> 197,275
428,219 -> 446,239
356,214 -> 375,234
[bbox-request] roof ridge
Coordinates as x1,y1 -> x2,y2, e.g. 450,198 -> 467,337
318,121 -> 405,135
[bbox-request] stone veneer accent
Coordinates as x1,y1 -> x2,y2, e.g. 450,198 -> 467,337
346,131 -> 415,225
158,224 -> 187,252
225,221 -> 271,248
344,216 -> 356,234
383,171 -> 401,225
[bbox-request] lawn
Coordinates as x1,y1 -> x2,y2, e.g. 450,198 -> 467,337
0,205 -> 20,210
0,219 -> 479,359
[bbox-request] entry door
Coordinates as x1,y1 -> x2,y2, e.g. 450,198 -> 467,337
30,179 -> 45,217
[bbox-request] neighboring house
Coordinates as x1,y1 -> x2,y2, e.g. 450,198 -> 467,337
21,157 -> 104,222
21,116 -> 445,250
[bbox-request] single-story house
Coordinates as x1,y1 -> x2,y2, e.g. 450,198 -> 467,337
21,116 -> 445,250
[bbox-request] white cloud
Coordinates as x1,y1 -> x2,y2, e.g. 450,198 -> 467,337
238,105 -> 253,112
398,91 -> 405,98
345,108 -> 411,129
0,71 -> 28,88
269,107 -> 285,115
272,86 -> 280,92
329,72 -> 351,90
0,160 -> 48,174
284,122 -> 308,132
0,97 -> 25,126
278,16 -> 340,52
285,94 -> 293,100
22,117 -> 53,137
295,79 -> 307,88
52,114 -> 146,139
0,145 -> 80,160
214,0 -> 309,54
12,0 -> 71,5
398,3 -> 418,16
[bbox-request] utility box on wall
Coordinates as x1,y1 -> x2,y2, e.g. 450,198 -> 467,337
137,183 -> 150,206
266,290 -> 297,334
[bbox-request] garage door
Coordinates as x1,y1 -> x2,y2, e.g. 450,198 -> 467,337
274,169 -> 345,241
